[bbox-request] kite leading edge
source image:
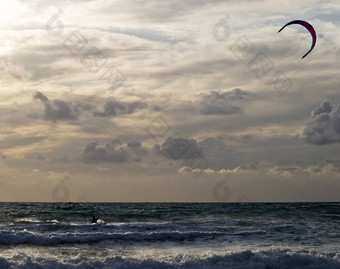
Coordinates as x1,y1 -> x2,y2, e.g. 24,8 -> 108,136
278,20 -> 316,59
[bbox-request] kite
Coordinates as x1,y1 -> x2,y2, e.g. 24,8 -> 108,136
278,20 -> 316,59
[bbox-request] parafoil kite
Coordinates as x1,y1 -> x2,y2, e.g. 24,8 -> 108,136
278,20 -> 316,59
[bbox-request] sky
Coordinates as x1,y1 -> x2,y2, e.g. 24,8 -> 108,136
0,0 -> 340,202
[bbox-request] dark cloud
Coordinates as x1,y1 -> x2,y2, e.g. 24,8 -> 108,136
197,137 -> 238,170
33,91 -> 77,122
127,141 -> 142,149
127,102 -> 148,113
157,137 -> 203,160
199,88 -> 257,115
303,101 -> 340,145
74,101 -> 94,111
127,141 -> 148,156
93,98 -> 147,117
153,144 -> 162,155
156,136 -> 238,170
93,99 -> 124,117
82,141 -> 128,164
198,137 -> 228,152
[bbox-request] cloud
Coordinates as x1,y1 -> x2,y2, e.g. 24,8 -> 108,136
325,159 -> 340,168
33,92 -> 77,122
199,88 -> 257,115
95,0 -> 227,24
303,101 -> 340,145
198,137 -> 228,151
155,136 -> 237,170
0,61 -> 31,81
82,140 -> 128,163
127,141 -> 142,149
196,137 -> 237,170
46,171 -> 70,181
157,137 -> 203,160
93,98 -> 147,117
179,160 -> 340,178
218,134 -> 252,145
0,135 -> 47,149
1,0 -> 340,202
127,141 -> 148,156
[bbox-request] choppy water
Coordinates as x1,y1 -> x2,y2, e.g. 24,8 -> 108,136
0,202 -> 339,268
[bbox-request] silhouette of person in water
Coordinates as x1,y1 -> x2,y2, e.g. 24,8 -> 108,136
92,216 -> 100,223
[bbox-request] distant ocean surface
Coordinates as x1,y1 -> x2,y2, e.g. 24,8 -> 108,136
0,203 -> 339,268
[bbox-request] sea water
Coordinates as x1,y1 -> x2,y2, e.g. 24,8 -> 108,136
0,202 -> 339,268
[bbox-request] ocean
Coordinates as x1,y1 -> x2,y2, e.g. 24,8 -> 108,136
0,202 -> 339,268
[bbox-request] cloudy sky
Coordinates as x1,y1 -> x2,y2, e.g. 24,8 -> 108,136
0,0 -> 339,202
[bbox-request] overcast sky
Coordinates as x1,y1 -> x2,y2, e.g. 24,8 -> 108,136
0,0 -> 339,202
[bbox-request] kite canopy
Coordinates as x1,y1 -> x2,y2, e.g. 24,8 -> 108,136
278,20 -> 316,59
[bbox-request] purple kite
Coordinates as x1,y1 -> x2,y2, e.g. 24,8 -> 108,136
278,20 -> 316,59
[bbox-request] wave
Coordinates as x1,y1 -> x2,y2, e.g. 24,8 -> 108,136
0,229 -> 229,245
13,218 -> 41,224
0,250 -> 339,269
0,221 -> 299,246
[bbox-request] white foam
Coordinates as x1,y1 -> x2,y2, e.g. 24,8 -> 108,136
14,218 -> 41,223
0,249 -> 339,269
